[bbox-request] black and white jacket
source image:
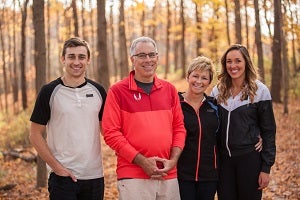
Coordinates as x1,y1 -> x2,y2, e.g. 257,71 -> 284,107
211,80 -> 276,173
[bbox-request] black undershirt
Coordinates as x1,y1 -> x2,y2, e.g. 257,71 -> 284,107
135,79 -> 154,94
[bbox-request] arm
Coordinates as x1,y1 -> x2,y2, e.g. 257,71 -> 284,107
102,89 -> 139,163
29,122 -> 77,182
257,89 -> 276,189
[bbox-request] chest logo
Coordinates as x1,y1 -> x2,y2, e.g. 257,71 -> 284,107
133,93 -> 141,101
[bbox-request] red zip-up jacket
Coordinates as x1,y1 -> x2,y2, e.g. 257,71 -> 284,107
102,70 -> 186,180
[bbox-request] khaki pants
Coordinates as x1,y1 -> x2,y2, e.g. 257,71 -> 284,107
118,178 -> 180,200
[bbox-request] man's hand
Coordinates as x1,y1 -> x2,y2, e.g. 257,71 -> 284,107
133,154 -> 167,179
53,166 -> 77,182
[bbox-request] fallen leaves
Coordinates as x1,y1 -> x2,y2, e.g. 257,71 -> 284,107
0,98 -> 299,199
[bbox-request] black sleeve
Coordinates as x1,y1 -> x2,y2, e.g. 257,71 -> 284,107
258,100 -> 276,173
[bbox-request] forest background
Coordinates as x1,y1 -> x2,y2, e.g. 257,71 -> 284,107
0,0 -> 299,199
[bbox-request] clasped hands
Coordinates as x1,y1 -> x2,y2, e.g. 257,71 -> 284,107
139,156 -> 176,180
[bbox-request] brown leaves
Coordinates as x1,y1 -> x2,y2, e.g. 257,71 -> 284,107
0,98 -> 300,199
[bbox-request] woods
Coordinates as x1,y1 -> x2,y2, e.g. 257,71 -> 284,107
0,0 -> 299,199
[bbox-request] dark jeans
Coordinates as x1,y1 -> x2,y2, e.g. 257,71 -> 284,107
178,179 -> 217,200
217,150 -> 262,200
48,172 -> 104,200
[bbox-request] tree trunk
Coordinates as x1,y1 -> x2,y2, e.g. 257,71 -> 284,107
97,0 -> 110,90
20,0 -> 29,110
225,0 -> 231,45
12,0 -> 19,114
81,0 -> 87,41
109,3 -> 118,82
151,0 -> 157,40
180,0 -> 185,79
89,0 -> 96,79
32,0 -> 47,188
263,0 -> 273,39
254,0 -> 265,82
244,0 -> 250,49
0,7 -> 8,113
140,0 -> 145,36
234,0 -> 242,44
287,0 -> 298,74
282,3 -> 289,114
46,1 -> 51,81
119,0 -> 129,78
72,0 -> 79,37
195,2 -> 202,56
164,0 -> 170,79
271,0 -> 282,102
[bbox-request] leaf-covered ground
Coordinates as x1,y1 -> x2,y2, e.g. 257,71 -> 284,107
0,98 -> 299,200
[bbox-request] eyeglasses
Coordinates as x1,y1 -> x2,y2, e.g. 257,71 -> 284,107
133,52 -> 158,59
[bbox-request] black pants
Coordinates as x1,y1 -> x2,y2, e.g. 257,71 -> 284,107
178,179 -> 217,200
48,172 -> 104,200
217,151 -> 262,200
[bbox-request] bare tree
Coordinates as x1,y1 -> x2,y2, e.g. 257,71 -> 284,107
282,2 -> 289,114
244,0 -> 250,48
151,0 -> 157,40
225,0 -> 231,45
71,0 -> 79,37
254,0 -> 265,82
12,0 -> 19,113
234,0 -> 242,44
180,0 -> 186,79
140,0 -> 145,36
164,0 -> 171,79
19,0 -> 29,110
109,2 -> 118,82
287,0 -> 298,73
97,0 -> 110,90
271,0 -> 282,102
81,0 -> 88,40
46,1 -> 51,81
32,0 -> 47,188
119,0 -> 129,78
195,1 -> 202,56
0,6 -> 8,113
263,0 -> 273,38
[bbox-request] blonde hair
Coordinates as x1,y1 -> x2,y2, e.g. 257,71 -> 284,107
186,56 -> 215,83
217,44 -> 258,104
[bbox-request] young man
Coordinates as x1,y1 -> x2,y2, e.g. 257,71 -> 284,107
102,36 -> 186,200
30,37 -> 106,200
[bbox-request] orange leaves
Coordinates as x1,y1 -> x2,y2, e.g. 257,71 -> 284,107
0,98 -> 300,199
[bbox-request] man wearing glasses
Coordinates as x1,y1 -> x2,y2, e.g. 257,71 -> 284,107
102,36 -> 186,200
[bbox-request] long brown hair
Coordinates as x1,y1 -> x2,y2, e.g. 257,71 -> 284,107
216,44 -> 258,104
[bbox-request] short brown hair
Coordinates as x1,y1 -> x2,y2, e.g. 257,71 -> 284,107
62,37 -> 90,59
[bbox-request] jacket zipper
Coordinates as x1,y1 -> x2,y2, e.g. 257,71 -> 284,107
195,110 -> 201,181
214,145 -> 217,169
226,111 -> 232,157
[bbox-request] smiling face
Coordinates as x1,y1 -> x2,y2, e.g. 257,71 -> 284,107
225,49 -> 246,82
187,69 -> 211,95
130,41 -> 158,83
61,46 -> 90,79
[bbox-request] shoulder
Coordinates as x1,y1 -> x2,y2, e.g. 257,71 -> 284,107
255,80 -> 272,101
210,85 -> 219,97
86,78 -> 107,95
38,78 -> 61,96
